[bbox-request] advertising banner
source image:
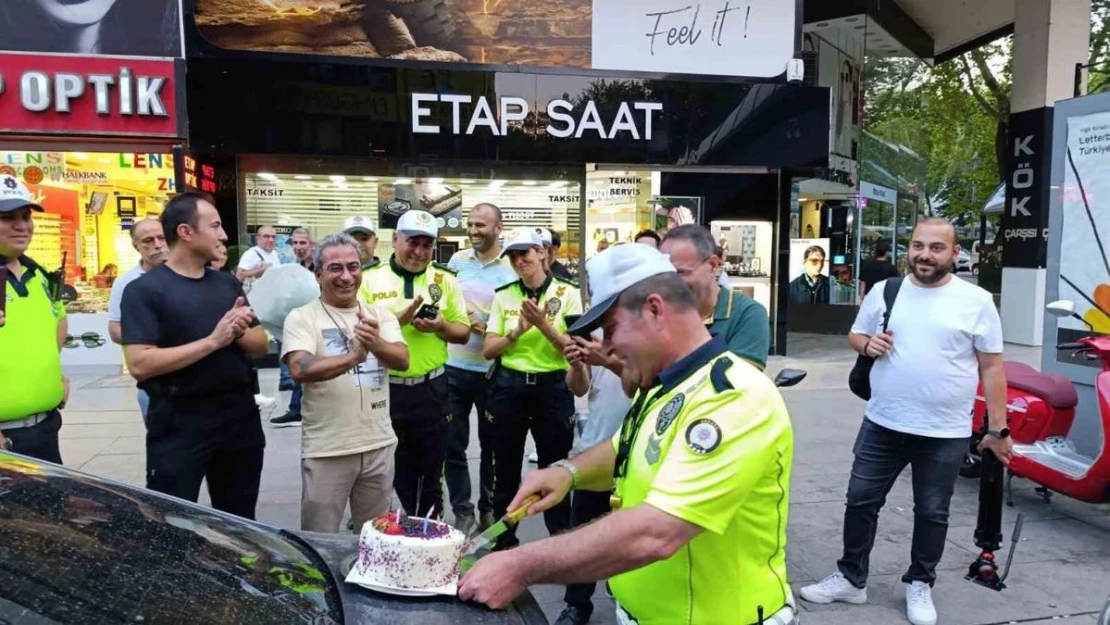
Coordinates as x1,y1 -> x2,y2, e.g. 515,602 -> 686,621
0,0 -> 181,58
1002,107 -> 1053,269
1056,110 -> 1110,367
651,196 -> 702,236
192,0 -> 795,78
378,180 -> 465,235
788,238 -> 831,305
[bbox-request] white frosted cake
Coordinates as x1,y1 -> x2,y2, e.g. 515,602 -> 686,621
348,512 -> 466,590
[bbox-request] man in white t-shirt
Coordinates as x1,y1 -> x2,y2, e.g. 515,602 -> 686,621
282,234 -> 410,532
108,218 -> 167,421
236,225 -> 282,287
799,219 -> 1012,625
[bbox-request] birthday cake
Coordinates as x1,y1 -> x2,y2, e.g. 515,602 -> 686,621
348,512 -> 466,590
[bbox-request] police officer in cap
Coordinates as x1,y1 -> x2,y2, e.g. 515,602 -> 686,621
482,227 -> 582,549
345,215 -> 381,270
460,243 -> 798,625
358,210 -> 469,517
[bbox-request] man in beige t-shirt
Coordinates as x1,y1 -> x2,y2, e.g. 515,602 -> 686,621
282,234 -> 410,533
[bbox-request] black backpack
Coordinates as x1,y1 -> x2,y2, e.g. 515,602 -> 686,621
848,277 -> 903,400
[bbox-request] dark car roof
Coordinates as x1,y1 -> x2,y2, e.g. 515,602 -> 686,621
0,452 -> 344,624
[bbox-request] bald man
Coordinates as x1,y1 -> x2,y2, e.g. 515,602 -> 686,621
800,218 -> 1010,625
236,225 -> 282,286
109,218 -> 168,420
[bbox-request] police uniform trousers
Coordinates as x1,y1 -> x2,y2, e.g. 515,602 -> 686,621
389,372 -> 449,518
145,391 -> 265,520
486,366 -> 575,545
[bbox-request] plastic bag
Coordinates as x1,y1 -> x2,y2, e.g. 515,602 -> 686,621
247,263 -> 320,343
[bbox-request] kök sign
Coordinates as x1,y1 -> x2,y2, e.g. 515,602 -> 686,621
411,94 -> 664,140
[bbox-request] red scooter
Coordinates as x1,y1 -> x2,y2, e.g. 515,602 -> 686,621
965,300 -> 1110,505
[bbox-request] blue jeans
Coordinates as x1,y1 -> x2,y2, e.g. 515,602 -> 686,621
279,359 -> 294,388
138,389 -> 150,425
288,384 -> 302,417
837,418 -> 969,588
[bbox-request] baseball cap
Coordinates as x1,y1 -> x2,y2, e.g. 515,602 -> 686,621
396,210 -> 438,239
0,174 -> 44,213
535,227 -> 553,246
344,215 -> 376,236
500,227 -> 545,258
567,244 -> 677,335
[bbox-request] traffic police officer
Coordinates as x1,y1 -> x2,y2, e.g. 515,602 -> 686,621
460,243 -> 797,625
482,227 -> 582,549
0,174 -> 68,462
358,210 -> 469,517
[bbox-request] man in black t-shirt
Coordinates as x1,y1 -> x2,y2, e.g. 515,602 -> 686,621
121,192 -> 270,520
858,239 -> 900,297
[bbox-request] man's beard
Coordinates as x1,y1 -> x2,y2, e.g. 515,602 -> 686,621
472,234 -> 494,253
910,259 -> 953,284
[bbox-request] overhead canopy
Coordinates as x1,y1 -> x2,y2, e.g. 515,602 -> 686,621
897,0 -> 1014,62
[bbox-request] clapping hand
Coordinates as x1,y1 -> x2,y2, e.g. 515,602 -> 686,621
211,297 -> 255,347
352,310 -> 380,357
397,295 -> 425,327
520,299 -> 548,328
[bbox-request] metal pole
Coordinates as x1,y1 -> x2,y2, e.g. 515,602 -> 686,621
1076,62 -> 1086,98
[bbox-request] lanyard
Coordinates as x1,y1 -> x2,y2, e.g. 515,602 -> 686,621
612,385 -> 667,483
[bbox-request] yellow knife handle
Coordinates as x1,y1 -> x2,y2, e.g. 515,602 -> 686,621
506,495 -> 541,524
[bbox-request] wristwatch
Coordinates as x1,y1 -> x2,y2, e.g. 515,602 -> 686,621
987,427 -> 1011,439
551,459 -> 579,489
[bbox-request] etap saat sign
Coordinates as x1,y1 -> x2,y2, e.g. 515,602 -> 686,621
0,53 -> 183,138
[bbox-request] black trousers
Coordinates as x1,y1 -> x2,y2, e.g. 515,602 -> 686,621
390,374 -> 449,518
145,392 -> 266,520
837,418 -> 969,587
563,489 -> 613,609
2,410 -> 63,464
444,366 -> 495,519
486,369 -> 575,544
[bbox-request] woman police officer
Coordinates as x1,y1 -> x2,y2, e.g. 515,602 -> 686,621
483,227 -> 582,549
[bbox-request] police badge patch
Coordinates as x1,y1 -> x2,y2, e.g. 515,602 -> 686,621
655,393 -> 685,436
685,419 -> 722,455
428,283 -> 443,303
546,297 -> 561,318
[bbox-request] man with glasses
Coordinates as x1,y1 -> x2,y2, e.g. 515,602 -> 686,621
789,245 -> 831,304
358,210 -> 470,517
282,234 -> 409,533
661,225 -> 770,371
108,218 -> 168,422
0,174 -> 69,462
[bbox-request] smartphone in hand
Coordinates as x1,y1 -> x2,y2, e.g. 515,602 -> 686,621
415,304 -> 439,320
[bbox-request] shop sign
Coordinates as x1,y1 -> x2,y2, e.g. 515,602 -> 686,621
183,156 -> 217,194
1002,107 -> 1053,268
411,94 -> 663,140
0,151 -> 65,181
0,53 -> 181,138
860,181 -> 896,205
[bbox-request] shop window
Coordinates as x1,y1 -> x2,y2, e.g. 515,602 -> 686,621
0,150 -> 176,314
241,171 -> 583,278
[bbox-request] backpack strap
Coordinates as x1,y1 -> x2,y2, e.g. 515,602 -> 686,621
880,277 -> 904,332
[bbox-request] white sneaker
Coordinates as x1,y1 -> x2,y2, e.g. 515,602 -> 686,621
905,581 -> 937,625
798,571 -> 867,605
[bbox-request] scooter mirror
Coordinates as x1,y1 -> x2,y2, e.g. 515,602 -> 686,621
773,368 -> 807,388
1046,300 -> 1077,318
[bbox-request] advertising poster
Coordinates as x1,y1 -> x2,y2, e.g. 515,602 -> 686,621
1057,111 -> 1110,366
651,196 -> 702,236
378,180 -> 465,235
192,0 -> 794,78
788,238 -> 831,305
0,0 -> 181,57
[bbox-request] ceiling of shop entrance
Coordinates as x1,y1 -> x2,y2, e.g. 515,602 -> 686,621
894,0 -> 1012,59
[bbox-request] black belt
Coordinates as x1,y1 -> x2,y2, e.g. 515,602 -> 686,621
497,366 -> 565,386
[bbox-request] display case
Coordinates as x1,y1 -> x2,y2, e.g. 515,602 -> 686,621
712,220 -> 773,312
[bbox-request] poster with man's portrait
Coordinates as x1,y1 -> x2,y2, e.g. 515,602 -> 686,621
0,0 -> 182,57
651,196 -> 703,237
789,238 -> 831,305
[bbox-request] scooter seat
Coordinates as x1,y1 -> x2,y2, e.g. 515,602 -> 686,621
1003,362 -> 1078,409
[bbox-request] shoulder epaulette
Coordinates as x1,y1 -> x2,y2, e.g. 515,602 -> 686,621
552,275 -> 579,288
433,262 -> 458,276
495,280 -> 521,293
710,357 -> 735,393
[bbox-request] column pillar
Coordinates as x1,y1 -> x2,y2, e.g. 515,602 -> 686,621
1001,0 -> 1090,345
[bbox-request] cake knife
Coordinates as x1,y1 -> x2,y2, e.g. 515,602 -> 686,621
458,495 -> 540,572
